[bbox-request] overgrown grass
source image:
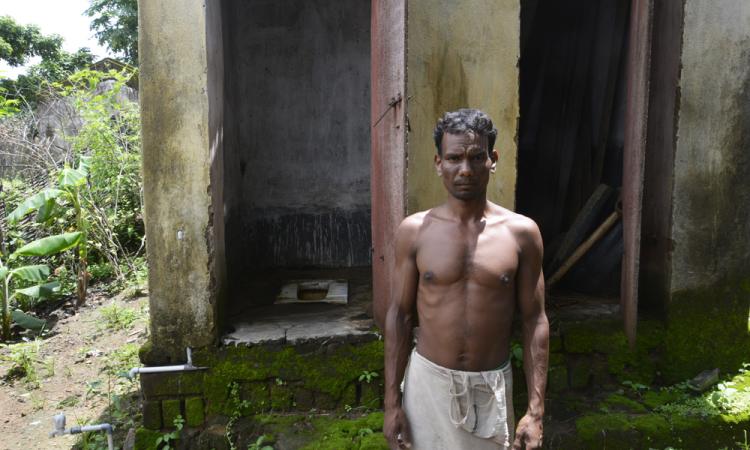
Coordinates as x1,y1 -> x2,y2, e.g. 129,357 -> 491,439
0,339 -> 44,388
655,363 -> 750,420
98,303 -> 139,331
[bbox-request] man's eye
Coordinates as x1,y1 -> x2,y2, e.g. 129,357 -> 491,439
472,154 -> 485,161
448,156 -> 460,161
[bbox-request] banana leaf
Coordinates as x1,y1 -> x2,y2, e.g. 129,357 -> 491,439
13,232 -> 82,257
15,281 -> 60,299
10,265 -> 50,282
6,189 -> 64,223
11,309 -> 46,331
59,158 -> 89,188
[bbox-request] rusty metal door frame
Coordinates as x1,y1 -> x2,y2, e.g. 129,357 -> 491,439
622,0 -> 655,346
370,0 -> 407,329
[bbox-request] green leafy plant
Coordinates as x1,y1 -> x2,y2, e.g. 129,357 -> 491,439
7,156 -> 91,307
0,84 -> 19,118
155,415 -> 184,450
226,381 -> 251,450
510,342 -> 524,368
63,69 -> 144,284
0,338 -> 41,386
247,435 -> 274,450
357,427 -> 374,438
99,303 -> 138,331
0,231 -> 81,340
358,370 -> 379,384
622,380 -> 650,393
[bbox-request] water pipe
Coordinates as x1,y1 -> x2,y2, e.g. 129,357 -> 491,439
49,413 -> 114,450
127,347 -> 207,379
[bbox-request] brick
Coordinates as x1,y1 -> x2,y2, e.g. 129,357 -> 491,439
142,400 -> 162,430
141,371 -> 204,399
162,399 -> 182,428
270,382 -> 293,410
314,392 -> 338,410
547,366 -> 569,393
293,387 -> 315,410
568,357 -> 593,390
184,396 -> 205,427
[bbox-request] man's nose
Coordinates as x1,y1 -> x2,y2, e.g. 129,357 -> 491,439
458,160 -> 473,177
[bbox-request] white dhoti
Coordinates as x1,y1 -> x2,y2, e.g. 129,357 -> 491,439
403,349 -> 514,450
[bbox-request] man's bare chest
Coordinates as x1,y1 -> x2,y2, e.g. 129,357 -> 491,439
415,227 -> 519,290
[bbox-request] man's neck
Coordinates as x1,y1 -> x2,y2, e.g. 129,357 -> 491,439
444,194 -> 489,224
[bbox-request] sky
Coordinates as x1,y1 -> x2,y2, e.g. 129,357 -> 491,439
0,0 -> 111,78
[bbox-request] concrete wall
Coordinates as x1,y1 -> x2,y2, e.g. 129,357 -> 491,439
139,0 -> 222,359
405,0 -> 519,213
670,0 -> 750,293
222,0 -> 371,276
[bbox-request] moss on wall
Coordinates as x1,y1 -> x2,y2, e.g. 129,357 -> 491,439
662,277 -> 750,383
192,339 -> 384,416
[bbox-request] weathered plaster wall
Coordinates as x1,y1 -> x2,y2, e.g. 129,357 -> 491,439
222,0 -> 371,275
405,0 -> 519,213
660,0 -> 750,379
670,0 -> 750,292
139,0 -> 220,359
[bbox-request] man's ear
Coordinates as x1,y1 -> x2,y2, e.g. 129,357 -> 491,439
489,149 -> 498,173
434,153 -> 443,176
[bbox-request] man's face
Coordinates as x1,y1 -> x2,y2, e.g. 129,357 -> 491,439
435,131 -> 498,201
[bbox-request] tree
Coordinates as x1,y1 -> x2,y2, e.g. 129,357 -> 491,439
85,0 -> 138,66
0,16 -> 93,108
0,16 -> 63,67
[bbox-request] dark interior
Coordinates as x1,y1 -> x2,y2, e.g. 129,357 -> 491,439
517,0 -> 631,299
221,0 -> 372,311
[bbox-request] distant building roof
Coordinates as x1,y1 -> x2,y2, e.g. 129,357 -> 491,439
90,57 -> 138,89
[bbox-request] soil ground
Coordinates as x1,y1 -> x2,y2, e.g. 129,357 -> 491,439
0,290 -> 148,450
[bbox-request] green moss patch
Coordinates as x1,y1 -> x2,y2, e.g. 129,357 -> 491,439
663,278 -> 750,383
568,366 -> 750,448
194,338 -> 384,416
231,412 -> 388,450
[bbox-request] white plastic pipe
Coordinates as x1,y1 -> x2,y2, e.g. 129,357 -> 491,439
50,414 -> 114,450
127,347 -> 207,379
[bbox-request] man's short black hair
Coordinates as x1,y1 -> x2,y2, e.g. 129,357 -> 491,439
433,108 -> 498,156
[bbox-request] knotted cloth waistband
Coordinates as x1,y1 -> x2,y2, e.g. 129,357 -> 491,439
409,349 -> 512,447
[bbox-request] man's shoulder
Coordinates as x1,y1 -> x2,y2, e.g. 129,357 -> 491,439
487,203 -> 542,245
396,210 -> 430,237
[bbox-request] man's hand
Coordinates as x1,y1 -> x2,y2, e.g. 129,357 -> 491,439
512,413 -> 543,449
384,407 -> 412,449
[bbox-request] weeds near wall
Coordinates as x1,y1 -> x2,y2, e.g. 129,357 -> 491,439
226,381 -> 251,450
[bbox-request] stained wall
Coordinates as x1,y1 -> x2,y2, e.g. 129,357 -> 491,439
139,0 -> 224,359
670,0 -> 750,293
405,0 -> 520,213
222,0 -> 372,282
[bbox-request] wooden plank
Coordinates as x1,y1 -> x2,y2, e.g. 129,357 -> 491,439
547,184 -> 615,275
370,0 -> 406,329
621,0 -> 654,347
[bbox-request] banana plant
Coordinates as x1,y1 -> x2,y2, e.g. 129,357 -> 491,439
8,157 -> 91,306
0,232 -> 82,341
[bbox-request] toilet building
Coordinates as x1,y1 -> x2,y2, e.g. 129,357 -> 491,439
139,0 -> 750,394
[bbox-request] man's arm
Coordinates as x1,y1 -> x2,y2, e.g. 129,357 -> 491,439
513,219 -> 549,450
383,217 -> 420,449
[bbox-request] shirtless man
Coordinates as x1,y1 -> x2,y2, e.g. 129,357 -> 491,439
383,109 -> 549,450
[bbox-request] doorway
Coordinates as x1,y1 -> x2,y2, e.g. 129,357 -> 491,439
517,0 -> 631,301
221,0 -> 372,317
